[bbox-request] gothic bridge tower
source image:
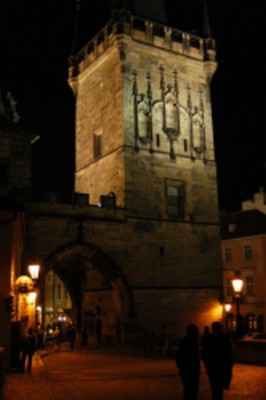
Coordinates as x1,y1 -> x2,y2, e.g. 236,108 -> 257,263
66,0 -> 222,337
69,1 -> 217,220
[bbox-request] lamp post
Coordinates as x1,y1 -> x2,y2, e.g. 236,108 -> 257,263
223,303 -> 232,333
232,276 -> 244,339
28,263 -> 41,327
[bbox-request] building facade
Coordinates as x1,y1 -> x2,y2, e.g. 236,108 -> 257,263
221,191 -> 266,336
0,98 -> 37,370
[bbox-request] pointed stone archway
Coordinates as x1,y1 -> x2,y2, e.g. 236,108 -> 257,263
42,241 -> 135,342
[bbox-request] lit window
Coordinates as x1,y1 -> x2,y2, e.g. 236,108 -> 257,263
244,245 -> 252,260
93,129 -> 102,158
225,248 -> 232,262
247,314 -> 257,330
226,314 -> 236,332
166,180 -> 185,218
246,276 -> 254,296
228,224 -> 237,233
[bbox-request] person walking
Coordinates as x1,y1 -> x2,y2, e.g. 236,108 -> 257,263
20,328 -> 36,373
175,324 -> 200,400
202,321 -> 234,400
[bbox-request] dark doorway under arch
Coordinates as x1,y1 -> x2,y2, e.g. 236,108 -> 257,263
43,242 -> 134,344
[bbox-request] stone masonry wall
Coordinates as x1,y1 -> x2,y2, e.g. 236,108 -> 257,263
31,17 -> 222,340
75,46 -> 126,206
27,201 -> 222,338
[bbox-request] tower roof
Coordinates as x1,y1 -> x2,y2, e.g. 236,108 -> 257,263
71,0 -> 214,55
110,0 -> 168,24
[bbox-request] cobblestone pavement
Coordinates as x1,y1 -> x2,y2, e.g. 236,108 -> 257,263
1,345 -> 266,400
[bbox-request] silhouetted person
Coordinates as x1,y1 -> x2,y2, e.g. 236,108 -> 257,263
202,325 -> 210,340
36,323 -> 44,350
175,324 -> 200,400
95,317 -> 102,347
78,327 -> 89,352
201,325 -> 211,352
202,321 -> 233,400
68,323 -> 76,351
20,328 -> 36,372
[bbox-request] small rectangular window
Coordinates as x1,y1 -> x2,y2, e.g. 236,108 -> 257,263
93,130 -> 102,158
244,245 -> 252,260
156,134 -> 160,147
166,179 -> 185,218
246,276 -> 254,296
225,248 -> 232,262
183,139 -> 188,152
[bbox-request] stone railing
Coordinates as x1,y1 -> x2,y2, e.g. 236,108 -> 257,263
69,10 -> 216,79
233,339 -> 266,366
124,334 -> 177,357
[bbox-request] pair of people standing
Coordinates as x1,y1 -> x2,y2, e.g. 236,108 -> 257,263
175,321 -> 233,400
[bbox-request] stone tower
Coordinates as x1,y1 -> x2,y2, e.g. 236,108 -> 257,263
69,4 -> 217,221
66,1 -> 222,337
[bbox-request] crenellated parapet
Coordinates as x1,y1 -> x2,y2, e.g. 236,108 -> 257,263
68,10 -> 216,80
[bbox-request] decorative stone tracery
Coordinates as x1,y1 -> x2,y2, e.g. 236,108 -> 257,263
132,67 -> 206,160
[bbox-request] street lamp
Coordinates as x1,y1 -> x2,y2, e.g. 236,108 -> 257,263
224,304 -> 232,313
28,264 -> 40,281
232,276 -> 244,339
28,263 -> 41,327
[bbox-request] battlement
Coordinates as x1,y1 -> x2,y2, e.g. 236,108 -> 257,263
68,10 -> 216,79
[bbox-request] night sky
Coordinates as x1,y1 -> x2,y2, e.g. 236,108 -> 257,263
0,0 -> 264,211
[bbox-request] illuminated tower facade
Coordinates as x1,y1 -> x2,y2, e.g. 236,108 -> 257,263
69,6 -> 217,221
67,3 -> 222,335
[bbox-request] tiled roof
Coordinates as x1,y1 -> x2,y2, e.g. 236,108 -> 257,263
220,209 -> 266,239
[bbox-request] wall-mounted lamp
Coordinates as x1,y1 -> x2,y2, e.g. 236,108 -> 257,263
28,264 -> 40,280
